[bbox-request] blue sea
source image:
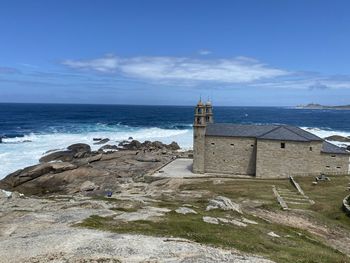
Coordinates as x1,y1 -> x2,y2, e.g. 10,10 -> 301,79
1,103 -> 350,179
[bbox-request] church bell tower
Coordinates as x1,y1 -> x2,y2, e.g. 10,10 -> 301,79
193,99 -> 213,173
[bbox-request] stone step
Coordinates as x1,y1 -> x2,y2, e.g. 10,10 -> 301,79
276,189 -> 294,192
279,193 -> 301,197
282,196 -> 310,202
285,201 -> 311,205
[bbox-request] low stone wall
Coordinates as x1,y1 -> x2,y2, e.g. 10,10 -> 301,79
343,195 -> 350,216
289,176 -> 305,195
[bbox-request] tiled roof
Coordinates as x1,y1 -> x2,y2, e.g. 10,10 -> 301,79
205,123 -> 322,142
322,141 -> 349,155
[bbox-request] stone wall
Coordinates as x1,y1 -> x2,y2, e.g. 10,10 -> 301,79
195,130 -> 349,177
256,139 -> 323,178
204,136 -> 256,175
343,195 -> 350,216
193,126 -> 206,173
321,153 -> 350,175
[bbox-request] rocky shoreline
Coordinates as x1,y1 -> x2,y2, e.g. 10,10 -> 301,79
0,138 -> 185,196
0,139 -> 277,263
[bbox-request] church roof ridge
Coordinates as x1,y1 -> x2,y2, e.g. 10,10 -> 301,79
205,123 -> 323,142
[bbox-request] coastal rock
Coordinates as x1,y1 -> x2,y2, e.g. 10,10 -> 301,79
206,196 -> 242,214
40,144 -> 93,163
9,191 -> 25,199
125,140 -> 142,150
136,153 -> 161,162
39,150 -> 75,163
168,141 -> 180,151
0,162 -> 77,188
324,135 -> 350,143
152,141 -> 164,149
67,143 -> 91,154
72,153 -> 102,166
80,181 -> 99,192
0,190 -> 9,199
0,140 -> 183,195
98,144 -> 119,151
93,138 -> 110,145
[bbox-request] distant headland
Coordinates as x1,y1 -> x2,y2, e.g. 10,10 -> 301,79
296,103 -> 350,110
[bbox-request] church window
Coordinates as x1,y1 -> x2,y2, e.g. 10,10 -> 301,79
326,165 -> 330,168
331,155 -> 336,158
309,147 -> 313,151
230,143 -> 234,146
211,142 -> 215,145
251,144 -> 254,147
337,166 -> 341,169
281,142 -> 285,149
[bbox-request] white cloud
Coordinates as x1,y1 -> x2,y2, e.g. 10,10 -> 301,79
63,56 -> 119,73
62,55 -> 289,84
251,76 -> 350,90
198,49 -> 212,55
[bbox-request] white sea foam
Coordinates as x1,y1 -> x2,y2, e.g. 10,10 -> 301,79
0,127 -> 193,179
301,127 -> 350,146
1,125 -> 349,180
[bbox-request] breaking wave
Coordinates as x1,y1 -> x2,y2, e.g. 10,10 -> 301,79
0,126 -> 192,179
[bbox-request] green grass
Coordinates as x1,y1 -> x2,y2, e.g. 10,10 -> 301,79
76,177 -> 350,263
180,178 -> 294,210
294,175 -> 350,229
78,208 -> 349,263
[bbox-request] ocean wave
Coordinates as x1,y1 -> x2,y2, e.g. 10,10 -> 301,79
301,127 -> 350,146
0,126 -> 193,179
2,124 -> 349,180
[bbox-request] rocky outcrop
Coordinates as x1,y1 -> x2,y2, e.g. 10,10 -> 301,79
175,207 -> 197,214
119,140 -> 181,151
40,143 -> 95,163
343,195 -> 350,216
98,144 -> 119,152
80,181 -> 99,192
325,135 -> 350,143
67,143 -> 91,154
168,141 -> 180,151
206,196 -> 242,214
0,162 -> 77,188
0,141 -> 181,196
39,150 -> 75,163
93,138 -> 110,145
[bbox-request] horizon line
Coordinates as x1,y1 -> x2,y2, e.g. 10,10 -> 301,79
0,101 -> 299,108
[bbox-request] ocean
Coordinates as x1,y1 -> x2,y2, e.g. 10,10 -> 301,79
1,103 -> 350,179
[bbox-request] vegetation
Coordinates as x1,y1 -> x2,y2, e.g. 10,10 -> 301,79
294,175 -> 350,229
78,176 -> 350,263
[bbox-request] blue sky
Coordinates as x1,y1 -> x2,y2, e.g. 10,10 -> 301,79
0,0 -> 350,106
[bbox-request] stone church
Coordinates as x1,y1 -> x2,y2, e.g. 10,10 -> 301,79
193,100 -> 350,178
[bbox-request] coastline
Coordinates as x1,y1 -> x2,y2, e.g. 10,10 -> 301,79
1,126 -> 350,181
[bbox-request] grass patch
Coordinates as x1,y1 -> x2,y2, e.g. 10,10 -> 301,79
180,178 -> 294,210
76,177 -> 350,262
78,209 -> 349,263
294,175 -> 350,229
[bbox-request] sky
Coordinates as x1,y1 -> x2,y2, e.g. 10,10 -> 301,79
0,0 -> 350,106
